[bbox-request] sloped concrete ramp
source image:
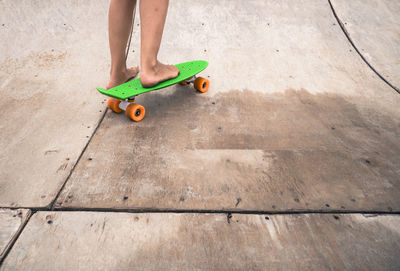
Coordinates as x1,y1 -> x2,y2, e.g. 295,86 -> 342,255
331,0 -> 400,91
56,0 -> 400,212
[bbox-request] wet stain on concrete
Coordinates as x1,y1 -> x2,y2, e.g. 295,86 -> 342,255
58,87 -> 400,211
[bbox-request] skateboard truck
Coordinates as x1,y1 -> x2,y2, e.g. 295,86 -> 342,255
179,75 -> 196,85
117,100 -> 132,111
179,75 -> 210,93
127,96 -> 136,102
107,98 -> 146,122
112,96 -> 136,114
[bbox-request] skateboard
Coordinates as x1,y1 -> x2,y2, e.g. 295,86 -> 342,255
97,60 -> 209,122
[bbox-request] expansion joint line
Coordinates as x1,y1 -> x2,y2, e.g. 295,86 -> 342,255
49,2 -> 137,210
48,108 -> 109,210
0,211 -> 33,266
5,206 -> 400,216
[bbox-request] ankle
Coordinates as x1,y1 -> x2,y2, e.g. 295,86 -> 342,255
141,59 -> 158,73
111,70 -> 128,81
110,62 -> 127,75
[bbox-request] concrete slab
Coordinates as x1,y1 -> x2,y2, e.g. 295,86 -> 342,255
0,1 -> 110,207
1,212 -> 399,270
0,209 -> 30,261
331,0 -> 400,90
56,0 -> 400,211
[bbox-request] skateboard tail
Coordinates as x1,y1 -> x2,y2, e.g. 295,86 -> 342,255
97,87 -> 107,94
97,87 -> 124,100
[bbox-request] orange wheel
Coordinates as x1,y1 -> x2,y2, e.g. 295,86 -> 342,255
179,81 -> 188,85
194,77 -> 209,93
126,103 -> 145,122
107,98 -> 123,113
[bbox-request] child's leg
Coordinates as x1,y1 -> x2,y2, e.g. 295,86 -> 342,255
107,0 -> 139,89
139,0 -> 179,87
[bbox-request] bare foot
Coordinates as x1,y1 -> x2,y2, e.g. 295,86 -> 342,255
140,61 -> 179,88
106,66 -> 139,89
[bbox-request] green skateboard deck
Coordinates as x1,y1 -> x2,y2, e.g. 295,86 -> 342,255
97,60 -> 208,100
97,60 -> 209,122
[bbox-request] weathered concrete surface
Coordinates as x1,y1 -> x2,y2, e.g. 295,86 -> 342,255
331,0 -> 400,90
1,212 -> 399,270
0,1 -> 110,207
0,0 -> 400,269
57,0 -> 400,211
0,209 -> 30,261
57,90 -> 400,212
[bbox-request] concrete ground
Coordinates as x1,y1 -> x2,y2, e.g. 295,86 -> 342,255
0,0 -> 399,270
